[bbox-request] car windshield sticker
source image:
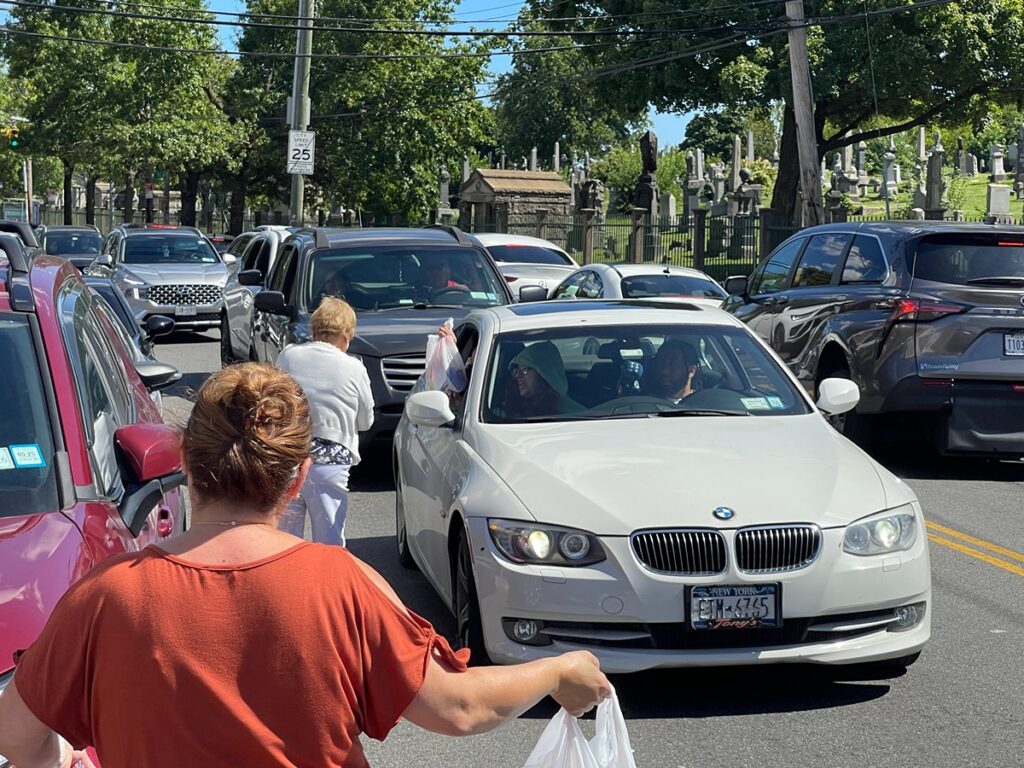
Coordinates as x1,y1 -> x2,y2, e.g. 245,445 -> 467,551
766,396 -> 785,409
741,397 -> 771,411
10,444 -> 46,468
0,447 -> 14,470
470,291 -> 488,300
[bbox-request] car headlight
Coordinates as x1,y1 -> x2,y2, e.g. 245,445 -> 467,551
121,273 -> 150,299
843,505 -> 918,556
487,519 -> 606,566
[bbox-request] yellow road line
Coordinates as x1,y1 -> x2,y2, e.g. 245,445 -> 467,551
926,521 -> 1024,565
927,534 -> 1024,577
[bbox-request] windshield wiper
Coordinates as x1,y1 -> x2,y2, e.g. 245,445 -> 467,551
657,409 -> 752,417
965,276 -> 1024,286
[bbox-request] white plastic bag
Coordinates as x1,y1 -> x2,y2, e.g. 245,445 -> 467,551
424,318 -> 467,394
523,691 -> 637,768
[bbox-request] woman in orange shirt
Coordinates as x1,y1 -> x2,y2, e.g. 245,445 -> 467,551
0,364 -> 610,768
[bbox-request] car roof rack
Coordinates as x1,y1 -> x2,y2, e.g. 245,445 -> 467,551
0,232 -> 35,311
425,224 -> 472,246
296,227 -> 333,249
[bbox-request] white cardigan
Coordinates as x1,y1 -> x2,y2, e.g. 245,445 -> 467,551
276,341 -> 375,464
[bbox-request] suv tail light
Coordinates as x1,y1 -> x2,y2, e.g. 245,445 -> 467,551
504,274 -> 518,283
891,298 -> 969,322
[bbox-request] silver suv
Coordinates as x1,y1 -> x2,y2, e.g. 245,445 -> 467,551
89,225 -> 232,331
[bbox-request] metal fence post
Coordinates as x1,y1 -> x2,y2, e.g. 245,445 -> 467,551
582,208 -> 596,265
692,208 -> 707,271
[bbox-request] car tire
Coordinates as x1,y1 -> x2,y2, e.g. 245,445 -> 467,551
823,367 -> 874,447
219,315 -> 234,367
454,528 -> 490,666
394,459 -> 417,570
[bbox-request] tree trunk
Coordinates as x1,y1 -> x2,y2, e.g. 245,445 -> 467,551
123,171 -> 135,223
180,170 -> 200,226
770,103 -> 800,222
62,159 -> 74,225
228,175 -> 246,235
85,176 -> 97,226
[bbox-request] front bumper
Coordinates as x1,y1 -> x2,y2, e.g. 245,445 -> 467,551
128,296 -> 223,329
465,515 -> 932,673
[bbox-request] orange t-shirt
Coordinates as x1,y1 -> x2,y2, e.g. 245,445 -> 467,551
14,541 -> 468,767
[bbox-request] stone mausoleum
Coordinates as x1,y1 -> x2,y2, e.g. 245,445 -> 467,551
458,169 -> 571,231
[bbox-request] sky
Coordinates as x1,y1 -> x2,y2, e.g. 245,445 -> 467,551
208,0 -> 696,147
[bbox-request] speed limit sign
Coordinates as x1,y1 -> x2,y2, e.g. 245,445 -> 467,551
287,130 -> 315,175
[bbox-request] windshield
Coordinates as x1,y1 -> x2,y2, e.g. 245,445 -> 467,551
306,245 -> 508,311
620,274 -> 728,300
913,235 -> 1024,285
123,235 -> 220,265
42,232 -> 101,256
487,244 -> 573,266
482,324 -> 809,423
0,315 -> 59,517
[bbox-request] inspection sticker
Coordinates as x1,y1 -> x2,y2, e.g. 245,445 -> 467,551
741,397 -> 771,411
0,447 -> 14,470
767,396 -> 785,409
10,444 -> 45,468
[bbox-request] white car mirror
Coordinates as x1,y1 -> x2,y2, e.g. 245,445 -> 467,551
816,377 -> 860,416
406,390 -> 456,428
222,253 -> 238,265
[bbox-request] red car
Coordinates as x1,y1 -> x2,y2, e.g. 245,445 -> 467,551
0,235 -> 186,764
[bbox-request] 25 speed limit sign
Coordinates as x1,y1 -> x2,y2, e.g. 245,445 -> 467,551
287,130 -> 315,175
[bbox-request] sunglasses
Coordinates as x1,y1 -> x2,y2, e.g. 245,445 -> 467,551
510,364 -> 535,378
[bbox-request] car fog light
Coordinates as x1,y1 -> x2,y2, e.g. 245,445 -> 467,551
524,530 -> 552,559
502,618 -> 551,646
513,619 -> 540,642
845,527 -> 869,552
890,602 -> 927,632
559,533 -> 591,560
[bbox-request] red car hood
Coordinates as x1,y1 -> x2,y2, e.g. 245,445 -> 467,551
0,512 -> 90,674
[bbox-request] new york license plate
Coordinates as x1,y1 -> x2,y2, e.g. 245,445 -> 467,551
690,584 -> 781,630
176,305 -> 197,317
1004,332 -> 1024,356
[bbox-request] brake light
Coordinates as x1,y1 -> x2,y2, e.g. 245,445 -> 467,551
504,275 -> 518,283
997,241 -> 1024,247
891,298 -> 968,322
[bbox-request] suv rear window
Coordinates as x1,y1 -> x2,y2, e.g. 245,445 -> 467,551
0,315 -> 59,517
913,234 -> 1024,287
486,244 -> 573,266
306,245 -> 508,311
43,232 -> 102,257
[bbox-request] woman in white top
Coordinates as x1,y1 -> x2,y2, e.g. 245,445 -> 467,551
275,297 -> 374,545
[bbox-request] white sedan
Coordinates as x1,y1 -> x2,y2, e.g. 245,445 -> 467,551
393,301 -> 931,673
472,233 -> 577,299
552,262 -> 728,307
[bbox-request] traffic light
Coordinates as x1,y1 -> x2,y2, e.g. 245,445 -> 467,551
1,126 -> 19,148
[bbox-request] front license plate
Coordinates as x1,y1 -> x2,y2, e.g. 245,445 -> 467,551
176,305 -> 197,317
1004,332 -> 1024,356
690,584 -> 780,630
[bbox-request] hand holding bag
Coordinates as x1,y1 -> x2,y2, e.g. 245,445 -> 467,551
522,690 -> 637,768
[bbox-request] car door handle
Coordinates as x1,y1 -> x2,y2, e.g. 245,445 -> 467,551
772,296 -> 790,307
873,299 -> 896,310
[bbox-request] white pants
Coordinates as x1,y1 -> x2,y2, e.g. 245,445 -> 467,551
278,463 -> 352,546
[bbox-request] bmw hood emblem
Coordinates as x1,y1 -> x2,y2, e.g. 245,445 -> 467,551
713,506 -> 735,521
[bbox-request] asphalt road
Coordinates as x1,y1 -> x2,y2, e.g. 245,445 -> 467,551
158,330 -> 1024,768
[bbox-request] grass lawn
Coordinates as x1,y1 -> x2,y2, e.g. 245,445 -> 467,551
858,176 -> 1018,219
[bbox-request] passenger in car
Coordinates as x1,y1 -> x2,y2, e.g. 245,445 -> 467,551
415,253 -> 467,299
500,341 -> 585,418
643,339 -> 701,402
0,363 -> 611,768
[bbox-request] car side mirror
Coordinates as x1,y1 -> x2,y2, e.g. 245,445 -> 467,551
254,290 -> 288,315
518,285 -> 548,303
816,377 -> 860,416
114,423 -> 186,537
222,253 -> 237,266
144,315 -> 175,338
93,253 -> 113,267
238,269 -> 264,287
136,361 -> 181,392
723,275 -> 748,297
405,390 -> 456,428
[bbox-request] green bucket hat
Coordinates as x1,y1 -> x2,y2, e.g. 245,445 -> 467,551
509,341 -> 568,396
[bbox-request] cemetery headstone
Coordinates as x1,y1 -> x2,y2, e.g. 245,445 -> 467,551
990,144 -> 1007,182
529,147 -> 538,172
967,154 -> 978,176
659,192 -> 677,226
746,130 -> 755,163
917,127 -> 926,160
924,132 -> 947,220
731,135 -> 742,192
553,142 -> 560,172
986,183 -> 1014,224
462,156 -> 471,185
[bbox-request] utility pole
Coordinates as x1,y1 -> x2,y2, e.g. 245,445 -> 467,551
785,0 -> 824,226
288,0 -> 314,227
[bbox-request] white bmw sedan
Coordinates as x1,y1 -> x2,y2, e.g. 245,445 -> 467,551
393,301 -> 931,673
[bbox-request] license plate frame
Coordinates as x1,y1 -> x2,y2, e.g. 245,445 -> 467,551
689,584 -> 781,630
176,305 -> 197,317
1004,331 -> 1024,357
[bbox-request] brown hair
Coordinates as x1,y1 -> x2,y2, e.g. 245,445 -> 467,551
311,297 -> 357,341
183,364 -> 311,511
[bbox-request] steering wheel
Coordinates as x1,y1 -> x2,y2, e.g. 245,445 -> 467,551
431,285 -> 472,302
587,395 -> 676,416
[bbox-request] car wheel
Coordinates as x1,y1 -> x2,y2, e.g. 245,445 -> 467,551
454,528 -> 490,665
822,367 -> 874,447
219,315 -> 234,367
394,459 -> 417,570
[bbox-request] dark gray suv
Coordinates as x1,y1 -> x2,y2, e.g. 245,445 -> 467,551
722,222 -> 1024,457
248,226 -> 514,448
